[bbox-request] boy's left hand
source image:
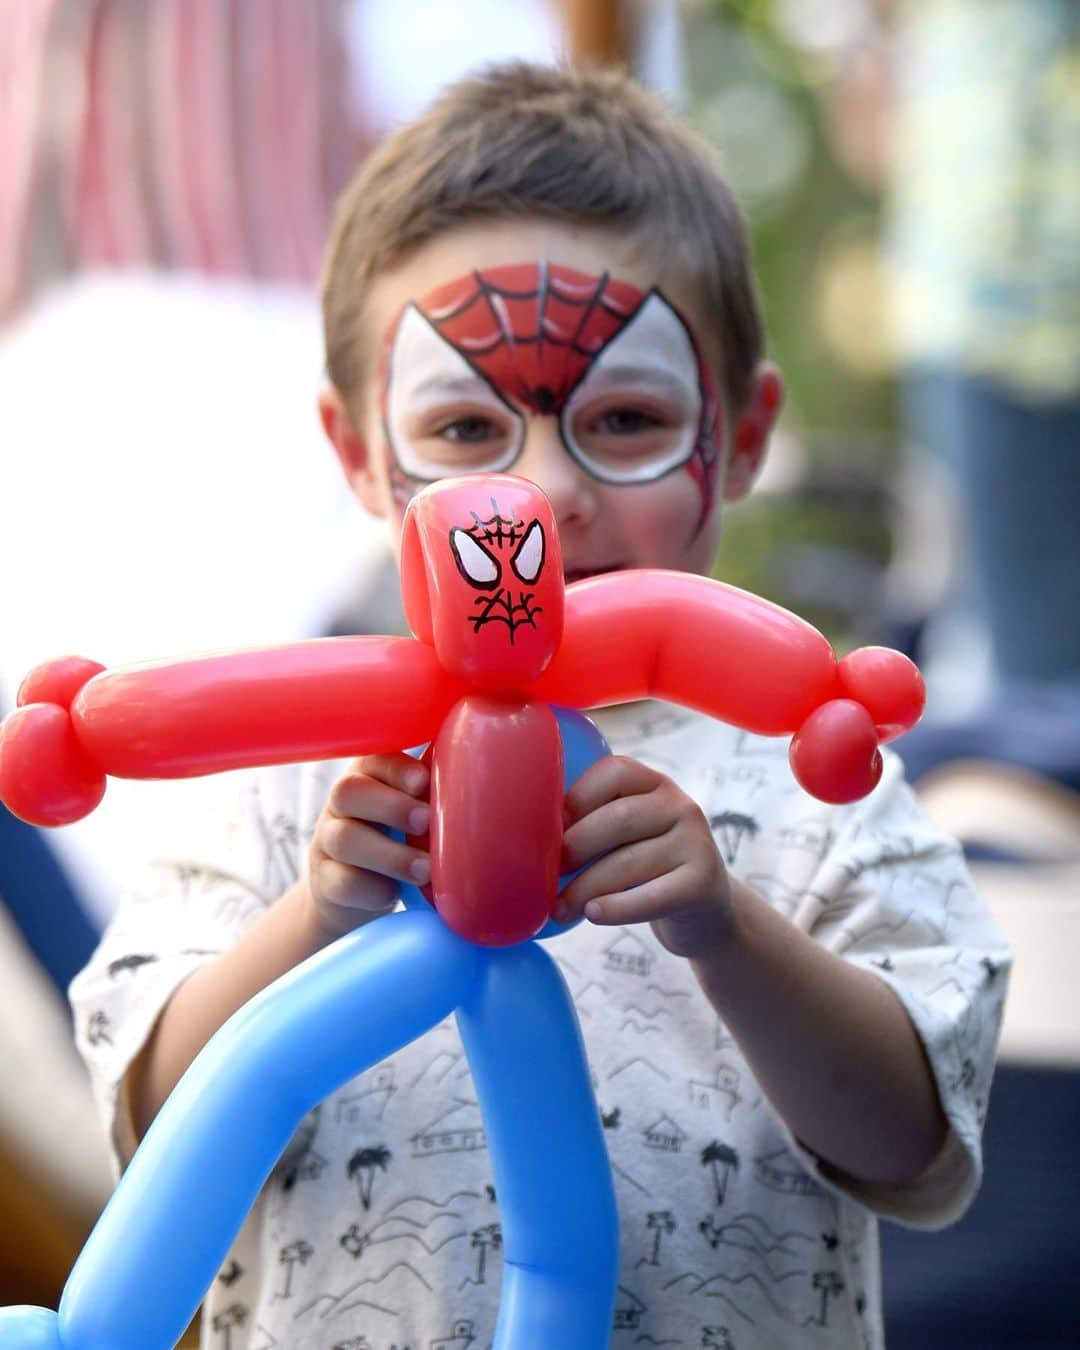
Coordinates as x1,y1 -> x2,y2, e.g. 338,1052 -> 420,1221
556,756 -> 732,960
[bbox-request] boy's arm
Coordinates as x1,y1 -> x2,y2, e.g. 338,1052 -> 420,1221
690,876 -> 949,1187
126,747 -> 434,1146
125,877 -> 338,1144
559,753 -> 948,1189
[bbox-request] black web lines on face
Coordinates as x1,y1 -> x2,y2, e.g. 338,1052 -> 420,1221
434,265 -> 629,414
450,502 -> 546,644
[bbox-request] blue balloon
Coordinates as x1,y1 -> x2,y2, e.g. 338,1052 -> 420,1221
0,707 -> 617,1349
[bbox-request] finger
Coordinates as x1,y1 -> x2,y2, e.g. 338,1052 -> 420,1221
319,815 -> 431,887
564,756 -> 664,823
329,773 -> 431,836
354,753 -> 430,798
312,857 -> 398,915
562,785 -> 675,873
560,830 -> 677,914
570,861 -> 702,927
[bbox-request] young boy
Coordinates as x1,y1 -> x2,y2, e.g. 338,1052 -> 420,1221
72,63 -> 1009,1349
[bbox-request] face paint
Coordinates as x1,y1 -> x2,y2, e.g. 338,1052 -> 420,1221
379,262 -> 724,523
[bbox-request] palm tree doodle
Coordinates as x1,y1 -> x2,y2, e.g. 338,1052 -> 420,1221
701,1139 -> 740,1205
210,1304 -> 246,1350
644,1211 -> 676,1266
470,1223 -> 503,1283
276,1240 -> 313,1298
347,1144 -> 392,1210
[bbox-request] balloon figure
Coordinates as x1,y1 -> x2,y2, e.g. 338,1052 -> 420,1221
0,473 -> 924,1350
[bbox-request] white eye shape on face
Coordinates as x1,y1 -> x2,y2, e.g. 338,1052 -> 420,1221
450,528 -> 501,589
560,292 -> 703,484
385,307 -> 523,478
510,520 -> 545,584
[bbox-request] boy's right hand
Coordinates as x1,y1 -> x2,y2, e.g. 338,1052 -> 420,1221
307,754 -> 431,940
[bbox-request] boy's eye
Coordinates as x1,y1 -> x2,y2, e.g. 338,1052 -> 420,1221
438,415 -> 503,444
591,407 -> 663,436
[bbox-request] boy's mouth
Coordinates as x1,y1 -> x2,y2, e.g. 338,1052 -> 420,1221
564,565 -> 623,586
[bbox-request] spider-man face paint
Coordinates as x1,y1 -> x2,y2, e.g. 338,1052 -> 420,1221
380,262 -> 723,527
400,474 -> 564,689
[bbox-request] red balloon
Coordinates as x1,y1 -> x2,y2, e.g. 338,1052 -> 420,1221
0,475 -> 927,940
0,702 -> 106,827
789,700 -> 883,805
837,647 -> 925,743
18,655 -> 105,710
430,695 -> 564,945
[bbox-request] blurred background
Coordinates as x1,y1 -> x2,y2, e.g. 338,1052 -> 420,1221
1,0 -> 1077,1342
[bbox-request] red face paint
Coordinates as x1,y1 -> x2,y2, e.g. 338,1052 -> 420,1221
379,262 -> 724,525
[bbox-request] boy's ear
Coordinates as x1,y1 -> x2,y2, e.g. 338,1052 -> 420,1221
723,363 -> 784,502
318,386 -> 386,518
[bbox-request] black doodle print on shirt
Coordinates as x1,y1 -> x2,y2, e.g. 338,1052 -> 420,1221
708,810 -> 761,864
217,1259 -> 244,1287
604,928 -> 655,977
210,1302 -> 247,1348
612,1284 -> 648,1331
459,1222 -> 501,1290
275,1240 -> 313,1298
410,1099 -> 487,1160
86,1009 -> 112,1046
347,1144 -> 394,1210
337,1066 -> 397,1125
636,1210 -> 677,1268
701,1140 -> 741,1206
753,1150 -> 825,1199
106,952 -> 158,978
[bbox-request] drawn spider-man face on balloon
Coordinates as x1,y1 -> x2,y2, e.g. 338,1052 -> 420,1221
379,262 -> 723,527
400,474 -> 564,689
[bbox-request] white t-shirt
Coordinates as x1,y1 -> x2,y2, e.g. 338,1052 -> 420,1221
71,701 -> 1010,1349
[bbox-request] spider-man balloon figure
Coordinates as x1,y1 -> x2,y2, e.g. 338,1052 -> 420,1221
0,474 -> 924,1350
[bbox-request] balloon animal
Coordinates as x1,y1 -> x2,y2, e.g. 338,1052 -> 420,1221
0,473 -> 924,1349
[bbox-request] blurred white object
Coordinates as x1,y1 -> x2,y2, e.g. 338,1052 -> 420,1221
0,902 -> 112,1210
918,762 -> 1080,1068
345,0 -> 684,134
0,272 -> 392,922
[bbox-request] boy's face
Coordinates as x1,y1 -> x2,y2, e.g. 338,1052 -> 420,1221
323,220 -> 781,581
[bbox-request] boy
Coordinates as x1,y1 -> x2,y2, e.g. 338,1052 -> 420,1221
72,64 -> 1009,1348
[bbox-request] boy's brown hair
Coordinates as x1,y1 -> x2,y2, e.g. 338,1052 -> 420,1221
322,61 -> 763,417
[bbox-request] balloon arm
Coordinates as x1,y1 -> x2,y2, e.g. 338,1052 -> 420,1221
530,571 -> 925,805
66,636 -> 468,778
531,571 -> 841,734
0,637 -> 470,826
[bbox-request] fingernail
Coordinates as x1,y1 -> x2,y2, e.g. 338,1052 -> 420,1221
409,856 -> 431,884
584,900 -> 602,922
407,767 -> 429,794
408,805 -> 430,834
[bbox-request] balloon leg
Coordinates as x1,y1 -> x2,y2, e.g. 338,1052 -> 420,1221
456,942 -> 619,1350
55,910 -> 479,1350
0,1306 -> 62,1349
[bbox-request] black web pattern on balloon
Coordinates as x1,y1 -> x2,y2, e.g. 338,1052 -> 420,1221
458,507 -> 544,642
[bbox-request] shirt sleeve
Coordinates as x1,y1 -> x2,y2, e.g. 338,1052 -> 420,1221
69,764 -> 312,1176
780,751 -> 1012,1229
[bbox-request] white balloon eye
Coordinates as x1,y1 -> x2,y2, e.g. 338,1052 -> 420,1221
510,520 -> 545,585
450,528 -> 501,590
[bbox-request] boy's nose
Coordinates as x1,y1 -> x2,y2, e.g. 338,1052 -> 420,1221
515,416 -> 597,530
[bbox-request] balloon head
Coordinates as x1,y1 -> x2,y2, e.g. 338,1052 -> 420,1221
400,475 -> 564,690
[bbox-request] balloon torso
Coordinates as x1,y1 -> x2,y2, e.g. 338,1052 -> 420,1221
428,693 -> 564,946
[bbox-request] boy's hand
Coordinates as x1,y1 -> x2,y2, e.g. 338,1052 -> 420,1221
307,754 -> 431,940
557,757 -> 732,960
